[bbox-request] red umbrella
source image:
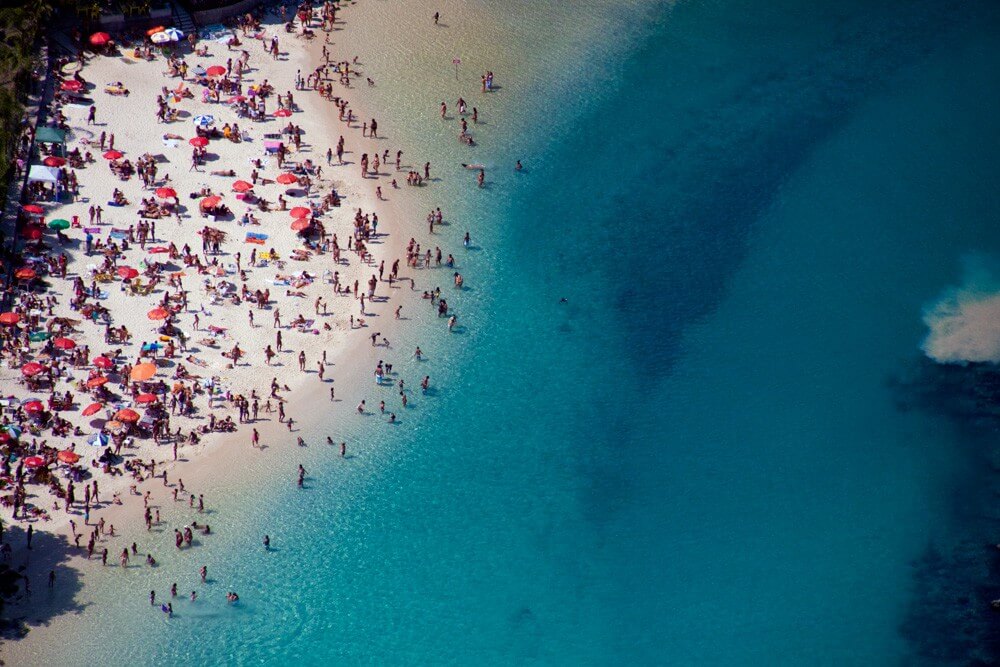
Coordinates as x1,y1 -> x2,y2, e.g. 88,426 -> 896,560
23,400 -> 44,413
232,180 -> 253,192
117,266 -> 139,280
0,312 -> 20,325
200,195 -> 221,209
147,307 -> 170,321
21,226 -> 42,241
52,337 -> 76,350
103,150 -> 123,160
189,136 -> 209,147
15,267 -> 36,280
23,456 -> 45,468
43,156 -> 66,167
57,450 -> 80,464
276,173 -> 297,185
206,65 -> 226,77
114,408 -> 140,423
155,187 -> 177,199
289,206 -> 310,218
21,362 -> 45,377
274,108 -> 292,117
93,356 -> 113,369
60,79 -> 83,92
82,402 -> 103,416
136,393 -> 158,404
89,32 -> 111,46
86,375 -> 108,388
290,219 -> 310,231
22,204 -> 44,214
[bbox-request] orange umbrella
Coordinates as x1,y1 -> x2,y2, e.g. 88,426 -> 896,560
52,337 -> 76,350
289,207 -> 310,218
232,180 -> 253,192
290,219 -> 310,231
15,268 -> 36,280
0,312 -> 20,325
200,195 -> 221,209
136,393 -> 158,404
21,362 -> 45,377
276,173 -> 297,185
57,450 -> 80,464
147,307 -> 170,321
146,26 -> 165,36
130,362 -> 157,381
155,187 -> 177,199
82,402 -> 103,416
86,375 -> 109,388
114,408 -> 140,423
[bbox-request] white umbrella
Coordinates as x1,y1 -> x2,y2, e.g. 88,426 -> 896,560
193,114 -> 215,127
150,31 -> 171,44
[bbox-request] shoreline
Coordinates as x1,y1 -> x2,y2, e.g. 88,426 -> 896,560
1,1 -> 451,653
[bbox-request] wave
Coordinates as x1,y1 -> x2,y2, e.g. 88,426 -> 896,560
923,258 -> 1000,364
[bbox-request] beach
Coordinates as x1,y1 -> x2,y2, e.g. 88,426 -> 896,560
5,0 -> 1000,664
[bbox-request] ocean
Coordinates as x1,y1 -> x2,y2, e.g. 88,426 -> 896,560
11,0 -> 1000,663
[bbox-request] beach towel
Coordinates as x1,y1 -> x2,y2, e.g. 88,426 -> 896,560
109,228 -> 128,240
245,232 -> 268,245
84,227 -> 100,234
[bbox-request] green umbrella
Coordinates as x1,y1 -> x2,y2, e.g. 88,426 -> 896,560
47,219 -> 70,230
28,331 -> 50,342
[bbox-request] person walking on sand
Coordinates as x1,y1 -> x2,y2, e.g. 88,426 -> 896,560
252,428 -> 260,448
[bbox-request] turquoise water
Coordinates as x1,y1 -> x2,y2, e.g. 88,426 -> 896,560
16,0 -> 1000,663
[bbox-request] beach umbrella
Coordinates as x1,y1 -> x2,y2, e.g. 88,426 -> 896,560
273,108 -> 292,118
147,307 -> 170,321
206,65 -> 226,77
146,25 -> 165,35
28,331 -> 49,342
82,402 -> 103,416
150,31 -> 171,45
23,456 -> 45,468
290,219 -> 310,232
189,136 -> 209,147
57,450 -> 80,464
21,226 -> 42,241
130,362 -> 157,381
232,180 -> 253,192
103,150 -> 123,160
192,65 -> 206,76
155,187 -> 177,199
88,432 -> 110,446
0,432 -> 10,444
60,79 -> 83,92
200,195 -> 221,209
52,337 -> 76,350
117,266 -> 139,280
0,312 -> 20,325
86,375 -> 108,388
136,393 -> 158,404
21,362 -> 44,378
89,32 -> 110,46
276,173 -> 297,185
164,27 -> 184,41
42,156 -> 66,167
192,114 -> 215,127
22,204 -> 44,214
227,95 -> 246,104
93,356 -> 113,369
3,424 -> 21,438
289,206 -> 310,218
48,218 -> 70,230
22,400 -> 44,413
15,267 -> 36,280
114,408 -> 140,423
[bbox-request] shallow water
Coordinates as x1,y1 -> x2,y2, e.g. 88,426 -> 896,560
11,0 -> 1000,664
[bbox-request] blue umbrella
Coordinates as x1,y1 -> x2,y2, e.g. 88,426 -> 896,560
88,432 -> 110,447
193,114 -> 215,127
164,27 -> 184,41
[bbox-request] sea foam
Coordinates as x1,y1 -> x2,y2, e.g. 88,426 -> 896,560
923,259 -> 1000,364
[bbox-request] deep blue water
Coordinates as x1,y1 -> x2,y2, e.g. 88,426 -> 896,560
15,0 -> 1000,664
